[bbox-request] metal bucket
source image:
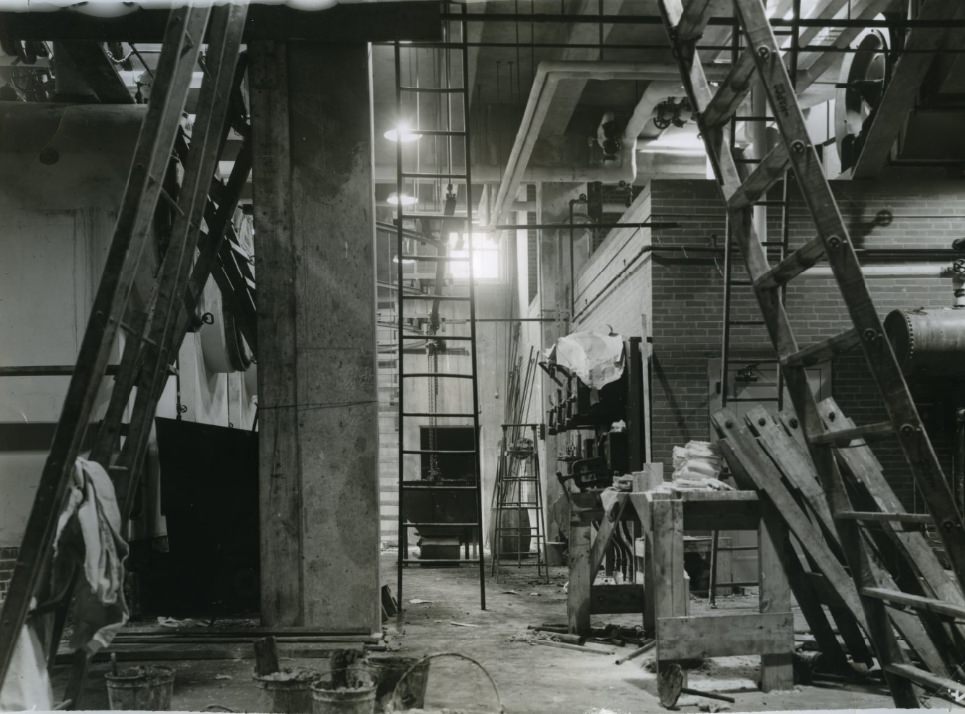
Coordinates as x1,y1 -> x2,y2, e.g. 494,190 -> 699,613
254,669 -> 319,713
311,673 -> 376,714
366,655 -> 429,712
105,666 -> 175,711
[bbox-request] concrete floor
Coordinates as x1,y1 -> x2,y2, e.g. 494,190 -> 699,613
52,551 -> 904,713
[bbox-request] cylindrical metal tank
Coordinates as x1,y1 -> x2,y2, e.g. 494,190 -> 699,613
884,307 -> 965,377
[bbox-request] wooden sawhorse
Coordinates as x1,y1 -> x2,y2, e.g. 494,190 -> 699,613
635,489 -> 793,691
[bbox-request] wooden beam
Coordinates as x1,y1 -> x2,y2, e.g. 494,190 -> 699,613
656,612 -> 793,660
851,0 -> 962,178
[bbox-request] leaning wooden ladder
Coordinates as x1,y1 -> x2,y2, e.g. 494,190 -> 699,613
0,5 -> 249,706
657,0 -> 965,705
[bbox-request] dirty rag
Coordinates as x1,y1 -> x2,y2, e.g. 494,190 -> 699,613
53,457 -> 129,653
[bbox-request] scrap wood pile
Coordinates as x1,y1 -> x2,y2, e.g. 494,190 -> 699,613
711,397 -> 965,702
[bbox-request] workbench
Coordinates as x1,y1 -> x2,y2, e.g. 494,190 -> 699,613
567,488 -> 794,691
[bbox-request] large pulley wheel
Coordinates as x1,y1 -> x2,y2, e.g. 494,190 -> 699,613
835,26 -> 890,172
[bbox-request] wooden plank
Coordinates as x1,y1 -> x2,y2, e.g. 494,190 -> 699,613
590,584 -> 646,615
863,587 -> 965,621
758,500 -> 794,690
784,555 -> 852,671
714,411 -> 867,622
743,406 -> 838,544
701,48 -> 756,128
0,6 -> 211,685
250,39 -> 303,626
753,236 -> 825,289
589,495 -> 628,582
811,421 -> 893,446
852,0 -> 962,178
782,328 -> 861,368
568,515 -> 593,636
885,663 -> 965,705
730,143 -> 790,209
656,612 -> 793,660
725,409 -> 950,675
652,498 -> 687,622
837,511 -> 932,525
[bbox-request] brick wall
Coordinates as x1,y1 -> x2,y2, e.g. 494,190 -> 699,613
644,176 -> 965,507
0,546 -> 17,603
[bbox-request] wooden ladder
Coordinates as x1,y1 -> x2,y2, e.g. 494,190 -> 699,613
0,5 -> 249,706
658,0 -> 965,705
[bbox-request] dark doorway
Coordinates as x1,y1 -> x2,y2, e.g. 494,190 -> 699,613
130,418 -> 259,618
419,425 -> 475,481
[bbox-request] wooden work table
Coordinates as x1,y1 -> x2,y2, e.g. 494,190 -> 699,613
567,488 -> 794,691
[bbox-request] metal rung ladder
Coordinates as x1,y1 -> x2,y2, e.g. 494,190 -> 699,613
394,1 -> 486,611
658,0 -> 965,705
490,424 -> 548,581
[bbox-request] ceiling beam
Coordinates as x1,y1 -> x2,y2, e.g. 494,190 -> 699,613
0,2 -> 441,42
539,0 -> 633,136
851,0 -> 962,178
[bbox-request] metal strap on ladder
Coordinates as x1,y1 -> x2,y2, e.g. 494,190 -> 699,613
394,2 -> 486,611
658,0 -> 965,705
491,424 -> 548,581
0,6 -> 249,700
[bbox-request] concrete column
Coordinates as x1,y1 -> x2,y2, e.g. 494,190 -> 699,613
251,41 -> 380,633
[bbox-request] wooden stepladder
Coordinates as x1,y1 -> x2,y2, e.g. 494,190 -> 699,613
0,5 -> 250,707
658,0 -> 965,705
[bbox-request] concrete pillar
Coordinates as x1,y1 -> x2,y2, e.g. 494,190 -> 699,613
250,41 -> 380,633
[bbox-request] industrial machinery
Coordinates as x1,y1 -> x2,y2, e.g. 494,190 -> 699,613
884,254 -> 965,513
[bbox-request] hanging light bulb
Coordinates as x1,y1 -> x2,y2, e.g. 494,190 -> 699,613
383,121 -> 422,143
387,192 -> 418,207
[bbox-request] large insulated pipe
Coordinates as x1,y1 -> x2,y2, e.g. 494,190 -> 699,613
885,307 -> 965,377
488,61 -> 731,228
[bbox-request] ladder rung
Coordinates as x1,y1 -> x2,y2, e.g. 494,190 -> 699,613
729,320 -> 766,326
400,213 -> 468,221
838,511 -> 933,525
884,664 -> 965,704
730,144 -> 790,209
399,86 -> 466,93
782,328 -> 861,368
725,396 -> 781,403
401,372 -> 474,378
403,129 -> 465,137
401,558 -> 481,564
400,254 -> 469,262
754,236 -> 825,289
863,588 -> 965,620
495,504 -> 540,509
402,450 -> 476,456
729,279 -> 753,287
811,421 -> 893,446
401,481 -> 477,488
407,521 -> 479,527
702,48 -> 757,128
400,171 -> 468,180
401,294 -> 471,301
401,335 -> 472,341
402,412 -> 476,418
669,0 -> 722,41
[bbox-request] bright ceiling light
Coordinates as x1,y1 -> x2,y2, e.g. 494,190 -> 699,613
387,192 -> 418,207
384,122 -> 422,143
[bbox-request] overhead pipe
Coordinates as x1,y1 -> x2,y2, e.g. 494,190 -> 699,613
487,61 -> 732,229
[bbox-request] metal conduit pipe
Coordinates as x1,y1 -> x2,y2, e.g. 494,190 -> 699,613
487,61 -> 731,228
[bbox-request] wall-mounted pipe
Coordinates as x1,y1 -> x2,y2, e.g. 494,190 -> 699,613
487,61 -> 731,229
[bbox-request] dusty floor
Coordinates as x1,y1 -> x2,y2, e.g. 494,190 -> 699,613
52,551 -> 903,713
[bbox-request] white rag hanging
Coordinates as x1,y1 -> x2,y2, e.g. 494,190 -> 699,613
545,328 -> 626,389
52,457 -> 129,653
